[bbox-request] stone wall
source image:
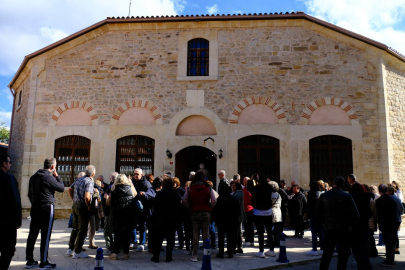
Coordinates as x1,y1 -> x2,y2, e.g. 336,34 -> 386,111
10,23 -> 401,213
386,65 -> 405,182
9,76 -> 30,189
36,27 -> 377,126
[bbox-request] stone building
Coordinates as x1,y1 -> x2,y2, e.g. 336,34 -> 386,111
7,12 -> 405,216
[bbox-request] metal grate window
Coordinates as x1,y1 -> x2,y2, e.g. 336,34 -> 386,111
54,135 -> 91,187
310,135 -> 353,186
238,135 -> 280,182
187,38 -> 209,76
115,135 -> 155,177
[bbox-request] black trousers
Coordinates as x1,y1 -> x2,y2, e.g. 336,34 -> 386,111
113,227 -> 132,255
320,230 -> 351,270
369,230 -> 378,257
217,223 -> 237,255
382,229 -> 397,264
280,206 -> 287,234
351,230 -> 372,270
0,225 -> 16,270
26,205 -> 55,264
153,225 -> 176,259
291,215 -> 304,236
255,215 -> 274,252
244,212 -> 254,243
184,215 -> 193,250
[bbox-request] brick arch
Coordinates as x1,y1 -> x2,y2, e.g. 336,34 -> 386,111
229,96 -> 287,124
110,99 -> 163,125
49,100 -> 98,126
300,97 -> 358,125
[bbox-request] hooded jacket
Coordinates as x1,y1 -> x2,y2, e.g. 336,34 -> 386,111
28,169 -> 64,212
110,184 -> 135,232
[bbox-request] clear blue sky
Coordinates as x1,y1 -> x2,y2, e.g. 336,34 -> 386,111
1,0 -> 405,128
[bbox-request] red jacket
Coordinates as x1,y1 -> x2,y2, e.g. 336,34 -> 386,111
188,184 -> 212,213
243,188 -> 253,213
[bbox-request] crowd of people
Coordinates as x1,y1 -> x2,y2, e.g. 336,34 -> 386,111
0,153 -> 404,269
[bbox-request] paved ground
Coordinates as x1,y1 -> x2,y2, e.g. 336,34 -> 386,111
9,219 -> 405,269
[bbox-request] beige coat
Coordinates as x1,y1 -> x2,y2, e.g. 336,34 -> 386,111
272,192 -> 283,223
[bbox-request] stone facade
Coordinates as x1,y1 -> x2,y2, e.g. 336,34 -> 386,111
8,15 -> 405,215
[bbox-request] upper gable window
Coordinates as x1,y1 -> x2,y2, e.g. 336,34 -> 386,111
177,31 -> 218,81
187,39 -> 209,76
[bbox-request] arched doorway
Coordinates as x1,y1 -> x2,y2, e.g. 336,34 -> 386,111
309,135 -> 353,186
175,146 -> 217,188
238,135 -> 280,182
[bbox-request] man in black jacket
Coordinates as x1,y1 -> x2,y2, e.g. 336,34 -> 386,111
217,170 -> 231,196
26,158 -> 64,269
131,168 -> 152,251
212,188 -> 240,259
315,176 -> 359,270
289,184 -> 307,238
376,184 -> 399,267
0,154 -> 22,270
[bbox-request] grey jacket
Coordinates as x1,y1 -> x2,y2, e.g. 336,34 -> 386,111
233,190 -> 247,223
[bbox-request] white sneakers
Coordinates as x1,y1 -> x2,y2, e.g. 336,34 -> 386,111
130,243 -> 138,250
190,256 -> 198,262
265,250 -> 276,257
136,245 -> 144,252
65,249 -> 73,256
307,250 -> 321,256
72,252 -> 88,259
255,251 -> 265,258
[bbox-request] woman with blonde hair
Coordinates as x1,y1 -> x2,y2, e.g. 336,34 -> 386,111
107,174 -> 137,260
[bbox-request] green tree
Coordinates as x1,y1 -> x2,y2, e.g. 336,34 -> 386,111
0,122 -> 10,144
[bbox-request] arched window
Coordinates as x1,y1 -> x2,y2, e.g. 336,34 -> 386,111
238,135 -> 280,182
187,38 -> 209,76
54,135 -> 91,187
310,135 -> 353,186
115,135 -> 155,176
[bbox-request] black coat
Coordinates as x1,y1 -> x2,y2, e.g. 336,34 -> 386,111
251,183 -> 273,210
278,188 -> 289,209
212,193 -> 240,225
110,184 -> 135,232
154,188 -> 182,227
218,178 -> 231,197
289,192 -> 307,217
0,170 -> 22,228
315,187 -> 359,232
376,194 -> 399,232
306,190 -> 320,220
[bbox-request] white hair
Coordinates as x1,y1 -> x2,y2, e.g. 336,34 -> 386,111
85,165 -> 96,177
110,172 -> 118,182
77,172 -> 85,178
134,168 -> 143,175
219,170 -> 226,176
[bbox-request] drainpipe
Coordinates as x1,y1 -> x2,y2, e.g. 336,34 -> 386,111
8,86 -> 15,154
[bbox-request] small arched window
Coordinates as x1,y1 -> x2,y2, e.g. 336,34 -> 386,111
187,38 -> 209,76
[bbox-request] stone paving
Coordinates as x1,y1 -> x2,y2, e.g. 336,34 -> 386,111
9,219 -> 405,270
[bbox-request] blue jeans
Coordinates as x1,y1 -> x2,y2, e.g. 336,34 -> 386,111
133,219 -> 146,245
68,213 -> 73,226
309,219 -> 324,251
209,222 -> 216,247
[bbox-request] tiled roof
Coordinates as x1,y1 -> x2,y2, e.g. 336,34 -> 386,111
8,11 -> 405,88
